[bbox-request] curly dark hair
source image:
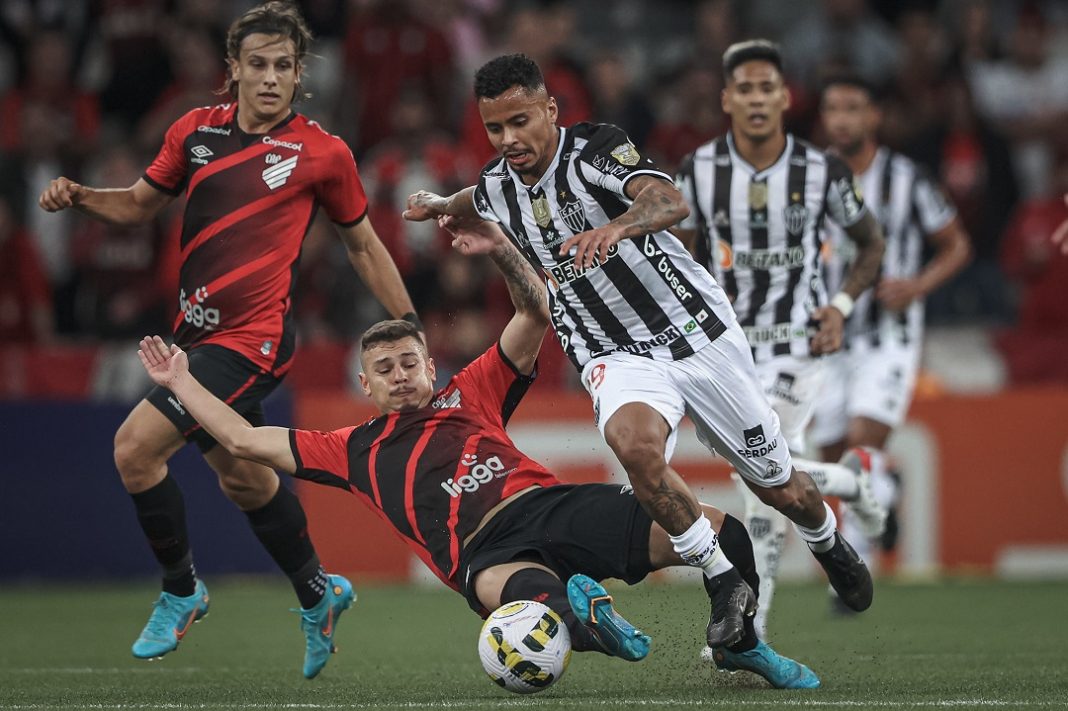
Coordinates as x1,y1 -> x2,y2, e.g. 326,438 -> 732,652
221,1 -> 313,103
474,53 -> 545,99
722,39 -> 783,81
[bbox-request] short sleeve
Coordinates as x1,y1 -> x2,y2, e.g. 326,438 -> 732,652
577,124 -> 672,200
674,152 -> 699,231
318,141 -> 369,227
143,114 -> 191,195
451,342 -> 536,427
289,427 -> 355,490
912,170 -> 956,236
473,177 -> 501,223
823,153 -> 867,228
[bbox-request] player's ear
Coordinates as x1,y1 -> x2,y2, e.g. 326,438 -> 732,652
783,84 -> 792,111
227,56 -> 239,83
721,87 -> 730,114
546,96 -> 558,125
358,371 -> 371,397
426,357 -> 436,383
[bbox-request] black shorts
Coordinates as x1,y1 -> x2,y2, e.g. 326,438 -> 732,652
146,344 -> 282,453
457,483 -> 655,615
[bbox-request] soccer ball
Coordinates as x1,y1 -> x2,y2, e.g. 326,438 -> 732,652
477,600 -> 572,694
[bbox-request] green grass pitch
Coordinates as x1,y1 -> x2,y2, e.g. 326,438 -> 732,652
1,578 -> 1066,710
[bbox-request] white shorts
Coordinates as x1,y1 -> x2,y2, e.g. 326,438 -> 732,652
753,355 -> 825,453
581,323 -> 793,488
808,340 -> 921,447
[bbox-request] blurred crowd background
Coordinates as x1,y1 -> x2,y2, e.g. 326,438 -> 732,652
1,0 -> 1066,395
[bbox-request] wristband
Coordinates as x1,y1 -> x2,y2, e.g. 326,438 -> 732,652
401,311 -> 425,332
829,292 -> 854,319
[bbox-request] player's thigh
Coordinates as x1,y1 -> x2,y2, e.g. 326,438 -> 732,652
846,343 -> 920,433
808,350 -> 850,451
113,399 -> 188,488
754,354 -> 825,452
581,353 -> 686,461
202,445 -> 280,510
676,326 -> 793,489
474,561 -> 559,612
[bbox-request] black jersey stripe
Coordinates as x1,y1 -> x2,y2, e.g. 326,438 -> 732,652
711,139 -> 738,300
773,141 -> 810,357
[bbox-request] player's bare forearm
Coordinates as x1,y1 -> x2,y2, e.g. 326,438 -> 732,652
340,220 -> 416,318
612,176 -> 690,239
405,186 -> 478,221
840,211 -> 886,298
490,241 -> 548,322
916,219 -> 972,295
71,180 -> 172,226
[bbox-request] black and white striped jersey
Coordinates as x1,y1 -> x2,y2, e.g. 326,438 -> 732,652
821,147 -> 956,348
472,122 -> 735,370
676,132 -> 867,364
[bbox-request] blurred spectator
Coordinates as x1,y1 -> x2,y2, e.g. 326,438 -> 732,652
944,0 -> 1003,73
968,4 -> 1068,197
0,29 -> 100,156
90,0 -> 171,129
645,62 -> 726,175
997,156 -> 1068,383
340,0 -> 456,153
135,26 -> 224,153
780,0 -> 901,92
67,146 -> 169,340
586,48 -> 657,148
0,189 -> 53,344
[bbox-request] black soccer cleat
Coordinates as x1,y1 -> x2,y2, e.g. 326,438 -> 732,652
703,567 -> 757,648
879,470 -> 903,553
813,532 -> 873,612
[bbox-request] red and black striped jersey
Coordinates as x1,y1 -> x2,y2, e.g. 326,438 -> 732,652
289,343 -> 561,590
144,103 -> 368,374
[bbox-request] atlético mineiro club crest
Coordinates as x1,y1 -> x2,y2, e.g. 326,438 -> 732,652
560,199 -> 586,233
783,203 -> 808,237
262,155 -> 298,189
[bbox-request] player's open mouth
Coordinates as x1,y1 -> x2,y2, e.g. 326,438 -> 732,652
259,93 -> 281,102
749,113 -> 768,125
505,151 -> 530,166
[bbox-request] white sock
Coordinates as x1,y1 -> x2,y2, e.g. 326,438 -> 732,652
793,457 -> 859,499
795,502 -> 838,553
669,515 -> 734,577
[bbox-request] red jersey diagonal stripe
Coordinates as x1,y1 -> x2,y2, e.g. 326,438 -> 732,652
187,143 -> 273,195
405,412 -> 450,545
171,248 -> 293,333
180,186 -> 299,261
368,416 -> 399,508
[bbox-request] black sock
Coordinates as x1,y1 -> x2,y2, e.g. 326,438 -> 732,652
500,568 -> 603,654
130,475 -> 196,597
245,484 -> 326,609
714,514 -> 760,652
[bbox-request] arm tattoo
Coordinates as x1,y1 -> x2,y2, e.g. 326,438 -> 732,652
612,177 -> 689,239
490,240 -> 545,315
643,478 -> 702,535
841,211 -> 886,297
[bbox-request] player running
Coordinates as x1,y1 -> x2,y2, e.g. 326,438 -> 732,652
403,53 -> 873,657
810,74 -> 970,570
135,216 -> 819,689
37,2 -> 417,677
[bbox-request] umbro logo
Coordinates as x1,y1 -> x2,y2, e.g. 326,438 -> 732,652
191,145 -> 213,159
262,155 -> 298,189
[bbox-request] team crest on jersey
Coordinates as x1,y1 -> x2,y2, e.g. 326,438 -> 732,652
265,153 -> 282,165
531,196 -> 553,228
262,155 -> 299,189
559,199 -> 586,233
610,143 -> 640,166
783,203 -> 809,236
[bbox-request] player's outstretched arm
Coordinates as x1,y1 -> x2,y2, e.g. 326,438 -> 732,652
441,216 -> 549,375
39,178 -> 173,226
137,336 -> 297,473
403,186 -> 479,222
336,218 -> 418,325
559,175 -> 690,269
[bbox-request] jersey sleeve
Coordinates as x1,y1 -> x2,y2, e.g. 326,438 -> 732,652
451,342 -> 537,427
912,168 -> 957,235
577,123 -> 672,200
473,174 -> 501,223
823,153 -> 867,229
289,427 -> 355,490
674,152 -> 699,230
143,113 -> 192,195
318,141 -> 369,227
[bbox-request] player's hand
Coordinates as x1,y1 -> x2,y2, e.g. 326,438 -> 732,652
440,215 -> 507,256
810,306 -> 844,355
137,335 -> 189,388
38,177 -> 85,212
558,223 -> 625,269
403,190 -> 446,222
1052,194 -> 1068,255
876,278 -> 922,312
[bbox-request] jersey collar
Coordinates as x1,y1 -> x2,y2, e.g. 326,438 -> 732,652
726,131 -> 794,180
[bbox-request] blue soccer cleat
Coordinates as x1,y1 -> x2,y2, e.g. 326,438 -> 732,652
299,574 -> 355,679
131,580 -> 210,659
703,640 -> 821,689
566,574 -> 651,662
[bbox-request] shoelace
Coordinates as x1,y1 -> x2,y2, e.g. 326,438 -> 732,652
143,597 -> 178,639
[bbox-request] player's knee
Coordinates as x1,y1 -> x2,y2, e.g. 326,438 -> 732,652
113,426 -> 161,488
606,434 -> 666,481
772,474 -> 822,520
217,464 -> 277,508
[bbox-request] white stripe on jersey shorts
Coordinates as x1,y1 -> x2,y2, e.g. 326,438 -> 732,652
808,340 -> 921,448
580,322 -> 793,487
753,354 -> 826,453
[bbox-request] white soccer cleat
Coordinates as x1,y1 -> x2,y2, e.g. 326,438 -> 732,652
839,447 -> 888,539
